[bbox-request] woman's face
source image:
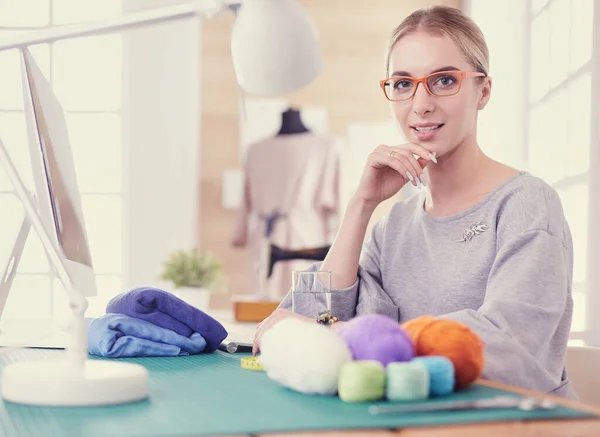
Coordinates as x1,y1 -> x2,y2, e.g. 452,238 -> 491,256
387,31 -> 491,157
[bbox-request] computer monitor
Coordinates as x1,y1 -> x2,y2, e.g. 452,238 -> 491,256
19,47 -> 97,297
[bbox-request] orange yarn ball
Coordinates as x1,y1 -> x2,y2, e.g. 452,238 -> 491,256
401,316 -> 484,389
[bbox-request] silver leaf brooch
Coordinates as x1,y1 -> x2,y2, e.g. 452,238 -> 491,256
459,221 -> 489,242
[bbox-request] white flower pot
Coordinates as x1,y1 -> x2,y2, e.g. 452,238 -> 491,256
173,287 -> 210,311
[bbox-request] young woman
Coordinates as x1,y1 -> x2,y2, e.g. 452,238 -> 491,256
252,5 -> 576,399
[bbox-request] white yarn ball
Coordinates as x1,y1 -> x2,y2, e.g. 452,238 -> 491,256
259,318 -> 352,395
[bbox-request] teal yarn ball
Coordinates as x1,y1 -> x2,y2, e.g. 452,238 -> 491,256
412,356 -> 455,396
386,361 -> 429,401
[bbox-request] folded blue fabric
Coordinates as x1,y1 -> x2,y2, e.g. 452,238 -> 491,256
88,313 -> 207,358
106,287 -> 228,352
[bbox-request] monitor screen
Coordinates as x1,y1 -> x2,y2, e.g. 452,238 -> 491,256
33,99 -> 92,267
22,49 -> 93,269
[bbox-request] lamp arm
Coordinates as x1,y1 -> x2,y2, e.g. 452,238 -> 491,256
0,0 -> 238,52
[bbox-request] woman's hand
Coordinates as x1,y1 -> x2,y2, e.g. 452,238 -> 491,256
354,143 -> 436,207
252,309 -> 315,355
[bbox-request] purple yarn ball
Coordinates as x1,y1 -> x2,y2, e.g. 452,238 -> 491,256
336,314 -> 414,366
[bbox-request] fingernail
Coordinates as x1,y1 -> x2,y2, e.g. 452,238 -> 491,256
405,171 -> 415,184
419,175 -> 426,186
429,153 -> 437,163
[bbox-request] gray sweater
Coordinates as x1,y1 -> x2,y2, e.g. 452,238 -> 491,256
279,171 -> 577,398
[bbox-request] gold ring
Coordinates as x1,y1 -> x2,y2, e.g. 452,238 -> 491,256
389,151 -> 396,158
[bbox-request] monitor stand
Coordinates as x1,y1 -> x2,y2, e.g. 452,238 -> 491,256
0,214 -> 31,321
0,211 -> 70,349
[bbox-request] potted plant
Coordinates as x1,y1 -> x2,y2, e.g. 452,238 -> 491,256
160,248 -> 222,310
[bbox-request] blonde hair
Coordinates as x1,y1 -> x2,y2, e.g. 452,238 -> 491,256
385,6 -> 489,77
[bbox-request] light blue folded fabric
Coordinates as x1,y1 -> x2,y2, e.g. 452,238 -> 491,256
106,287 -> 228,352
88,313 -> 207,358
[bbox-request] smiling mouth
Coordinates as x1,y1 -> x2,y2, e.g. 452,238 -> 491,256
412,124 -> 444,132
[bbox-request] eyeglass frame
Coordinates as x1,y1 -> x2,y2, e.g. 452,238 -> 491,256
379,70 -> 487,102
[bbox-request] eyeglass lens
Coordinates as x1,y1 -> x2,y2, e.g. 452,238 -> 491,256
384,72 -> 461,100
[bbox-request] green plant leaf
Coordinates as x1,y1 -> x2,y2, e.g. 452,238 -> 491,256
160,248 -> 222,291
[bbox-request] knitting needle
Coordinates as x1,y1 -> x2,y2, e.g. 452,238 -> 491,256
368,395 -> 557,415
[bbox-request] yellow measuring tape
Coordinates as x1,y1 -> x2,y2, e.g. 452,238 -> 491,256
241,356 -> 264,371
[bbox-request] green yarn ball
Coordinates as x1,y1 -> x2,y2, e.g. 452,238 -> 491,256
338,360 -> 386,403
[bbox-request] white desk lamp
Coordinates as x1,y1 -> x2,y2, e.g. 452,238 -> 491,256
0,0 -> 321,407
231,0 -> 321,95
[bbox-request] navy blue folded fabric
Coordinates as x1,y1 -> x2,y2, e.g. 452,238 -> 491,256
106,287 -> 228,352
88,313 -> 208,358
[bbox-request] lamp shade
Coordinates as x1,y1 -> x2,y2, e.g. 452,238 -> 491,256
230,0 -> 322,96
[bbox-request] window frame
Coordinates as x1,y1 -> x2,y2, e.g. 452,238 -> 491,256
0,0 -> 124,319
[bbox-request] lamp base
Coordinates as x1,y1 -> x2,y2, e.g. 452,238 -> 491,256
1,359 -> 149,406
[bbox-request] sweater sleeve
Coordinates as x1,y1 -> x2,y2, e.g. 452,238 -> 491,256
277,216 -> 400,321
441,206 -> 575,396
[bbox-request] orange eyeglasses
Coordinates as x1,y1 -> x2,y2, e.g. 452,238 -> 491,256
380,70 -> 486,102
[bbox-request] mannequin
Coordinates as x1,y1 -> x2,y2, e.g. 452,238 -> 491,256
276,107 -> 310,135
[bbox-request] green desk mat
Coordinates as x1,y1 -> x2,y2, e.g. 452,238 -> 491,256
0,348 -> 595,437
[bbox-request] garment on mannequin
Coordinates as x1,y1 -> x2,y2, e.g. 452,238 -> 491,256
276,107 -> 310,135
231,129 -> 341,300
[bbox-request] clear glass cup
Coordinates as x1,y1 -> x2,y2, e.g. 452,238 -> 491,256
291,270 -> 331,320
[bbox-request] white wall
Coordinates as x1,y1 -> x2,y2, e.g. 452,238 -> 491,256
583,0 -> 600,345
465,0 -> 528,170
122,0 -> 201,289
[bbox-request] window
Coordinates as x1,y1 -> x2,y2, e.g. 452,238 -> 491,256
525,0 -> 595,336
0,0 -> 123,319
469,0 -> 597,343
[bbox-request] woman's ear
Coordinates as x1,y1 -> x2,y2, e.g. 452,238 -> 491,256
477,76 -> 492,110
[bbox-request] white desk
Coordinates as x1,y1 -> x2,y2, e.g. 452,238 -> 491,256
0,318 -> 70,349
